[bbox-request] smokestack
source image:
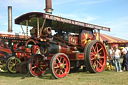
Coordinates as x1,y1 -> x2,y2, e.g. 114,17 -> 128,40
44,0 -> 53,14
8,6 -> 12,32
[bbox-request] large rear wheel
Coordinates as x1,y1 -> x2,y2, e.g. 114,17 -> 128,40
84,40 -> 107,73
28,54 -> 46,77
50,53 -> 70,79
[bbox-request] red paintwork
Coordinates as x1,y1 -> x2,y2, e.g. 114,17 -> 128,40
0,32 -> 32,62
19,46 -> 25,50
0,53 -> 4,57
67,53 -> 77,60
16,52 -> 31,60
47,54 -> 54,60
77,53 -> 84,60
0,33 -> 26,39
59,46 -> 69,53
68,53 -> 84,60
32,45 -> 39,54
25,48 -> 31,53
69,35 -> 78,45
0,46 -> 12,53
81,30 -> 93,47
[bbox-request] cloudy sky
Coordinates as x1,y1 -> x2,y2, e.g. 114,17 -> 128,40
0,0 -> 128,40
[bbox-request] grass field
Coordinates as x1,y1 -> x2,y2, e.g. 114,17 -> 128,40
0,69 -> 128,85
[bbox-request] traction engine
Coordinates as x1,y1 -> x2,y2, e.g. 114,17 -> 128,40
13,11 -> 109,78
0,0 -> 110,79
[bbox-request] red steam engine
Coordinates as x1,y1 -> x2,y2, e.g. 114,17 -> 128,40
0,0 -> 110,79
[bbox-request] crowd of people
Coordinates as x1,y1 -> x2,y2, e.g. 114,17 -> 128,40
108,44 -> 128,72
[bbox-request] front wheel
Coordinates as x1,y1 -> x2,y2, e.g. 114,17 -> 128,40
84,40 -> 107,73
28,54 -> 47,77
0,57 -> 7,72
6,56 -> 21,73
50,53 -> 70,79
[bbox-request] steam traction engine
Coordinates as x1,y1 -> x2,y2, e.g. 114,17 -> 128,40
14,12 -> 110,78
0,6 -> 38,73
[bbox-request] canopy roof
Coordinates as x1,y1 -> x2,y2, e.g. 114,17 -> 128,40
15,12 -> 110,33
95,33 -> 128,44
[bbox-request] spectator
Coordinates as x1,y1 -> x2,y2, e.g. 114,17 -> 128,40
108,46 -> 114,65
113,46 -> 122,72
122,44 -> 128,71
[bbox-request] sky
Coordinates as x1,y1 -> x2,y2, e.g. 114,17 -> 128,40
0,0 -> 128,40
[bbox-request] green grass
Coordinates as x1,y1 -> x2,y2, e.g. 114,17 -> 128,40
0,70 -> 128,85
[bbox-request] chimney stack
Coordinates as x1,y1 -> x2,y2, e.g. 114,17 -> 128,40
8,6 -> 12,32
44,0 -> 53,14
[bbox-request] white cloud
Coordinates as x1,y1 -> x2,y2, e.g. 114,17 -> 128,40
101,16 -> 128,40
0,0 -> 45,9
54,12 -> 98,23
53,0 -> 76,5
10,0 -> 31,4
105,16 -> 128,29
78,0 -> 111,5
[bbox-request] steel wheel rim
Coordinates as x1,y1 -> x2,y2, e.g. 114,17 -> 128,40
8,57 -> 21,73
90,42 -> 107,72
29,55 -> 46,76
53,54 -> 70,78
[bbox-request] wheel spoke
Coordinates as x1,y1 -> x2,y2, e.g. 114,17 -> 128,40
9,66 -> 13,70
94,43 -> 98,52
33,58 -> 36,63
59,57 -> 62,63
55,69 -> 58,73
95,65 -> 99,71
100,56 -> 104,59
61,69 -> 64,74
97,48 -> 103,53
59,69 -> 61,74
91,52 -> 95,57
37,67 -> 41,72
38,67 -> 43,72
13,67 -> 16,71
96,60 -> 103,67
54,65 -> 59,69
57,58 -> 61,63
94,61 -> 98,70
37,57 -> 39,63
31,66 -> 36,70
91,57 -> 95,61
15,58 -> 16,64
92,46 -> 96,52
63,59 -> 67,64
92,61 -> 96,67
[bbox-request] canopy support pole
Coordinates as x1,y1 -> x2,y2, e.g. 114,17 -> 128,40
40,18 -> 46,36
20,24 -> 25,38
98,29 -> 100,41
26,20 -> 28,39
37,17 -> 40,38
